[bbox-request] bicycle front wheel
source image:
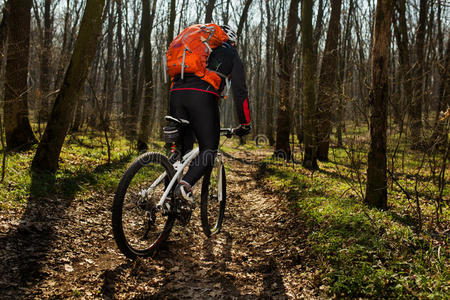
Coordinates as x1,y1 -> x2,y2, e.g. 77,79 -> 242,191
201,156 -> 226,237
112,152 -> 176,259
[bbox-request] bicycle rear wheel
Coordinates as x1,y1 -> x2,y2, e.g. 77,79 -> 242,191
201,155 -> 226,237
112,152 -> 176,259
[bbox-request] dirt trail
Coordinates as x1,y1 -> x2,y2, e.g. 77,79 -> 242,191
0,152 -> 321,299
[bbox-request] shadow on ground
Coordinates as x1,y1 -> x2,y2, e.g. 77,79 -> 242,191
0,154 -> 132,298
100,227 -> 290,298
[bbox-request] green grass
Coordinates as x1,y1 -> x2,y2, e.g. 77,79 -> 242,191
0,132 -> 165,209
260,160 -> 449,298
228,125 -> 449,297
222,129 -> 448,297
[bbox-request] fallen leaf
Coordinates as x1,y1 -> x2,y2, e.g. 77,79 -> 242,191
64,264 -> 74,272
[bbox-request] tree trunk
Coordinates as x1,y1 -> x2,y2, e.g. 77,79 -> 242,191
316,0 -> 342,161
335,0 -> 353,147
177,0 -> 187,33
137,0 -> 157,151
274,0 -> 299,160
434,0 -> 444,126
236,0 -> 254,39
393,0 -> 412,130
103,0 -> 115,127
117,0 -> 129,130
3,0 -> 37,151
301,0 -> 318,169
31,0 -> 106,173
161,0 -> 176,139
312,0 -> 324,68
205,0 -> 217,23
0,1 -> 9,55
432,32 -> 450,147
439,27 -> 450,112
167,0 -> 176,51
254,13 -> 263,136
221,0 -> 231,24
38,0 -> 53,124
55,0 -> 83,90
71,98 -> 83,132
264,0 -> 274,146
294,50 -> 303,145
128,8 -> 144,139
365,0 -> 393,209
409,0 -> 427,148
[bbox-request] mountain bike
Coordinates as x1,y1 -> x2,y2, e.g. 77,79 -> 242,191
112,117 -> 233,259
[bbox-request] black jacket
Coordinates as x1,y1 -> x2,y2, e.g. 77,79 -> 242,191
171,43 -> 251,125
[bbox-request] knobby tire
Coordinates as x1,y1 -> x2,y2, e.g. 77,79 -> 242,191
200,160 -> 226,237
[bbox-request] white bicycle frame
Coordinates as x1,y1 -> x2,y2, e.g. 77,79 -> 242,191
142,147 -> 199,210
142,127 -> 230,211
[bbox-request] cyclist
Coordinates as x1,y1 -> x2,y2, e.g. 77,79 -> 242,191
170,25 -> 251,214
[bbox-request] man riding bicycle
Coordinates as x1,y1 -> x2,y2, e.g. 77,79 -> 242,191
168,25 -> 252,213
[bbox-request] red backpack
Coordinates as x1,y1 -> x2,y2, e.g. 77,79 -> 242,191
166,24 -> 229,90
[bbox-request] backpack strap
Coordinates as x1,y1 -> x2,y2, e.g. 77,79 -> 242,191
208,69 -> 231,98
210,70 -> 227,79
181,47 -> 192,80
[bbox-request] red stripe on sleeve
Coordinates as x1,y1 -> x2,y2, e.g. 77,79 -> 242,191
243,98 -> 251,124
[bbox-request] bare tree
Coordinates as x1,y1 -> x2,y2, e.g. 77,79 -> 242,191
264,0 -> 275,146
137,0 -> 157,151
116,0 -> 129,130
0,1 -> 9,57
103,0 -> 116,127
365,0 -> 393,209
221,0 -> 231,24
393,0 -> 412,130
38,0 -> 53,124
55,0 -> 83,90
335,0 -> 354,147
312,0 -> 324,65
236,0 -> 254,39
301,0 -> 318,169
274,0 -> 299,159
409,0 -> 428,148
159,0 -> 177,139
3,0 -> 37,151
205,0 -> 217,23
32,0 -> 106,173
127,6 -> 144,140
316,0 -> 342,161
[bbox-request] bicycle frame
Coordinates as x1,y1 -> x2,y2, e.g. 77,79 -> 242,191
144,127 -> 231,211
148,147 -> 200,210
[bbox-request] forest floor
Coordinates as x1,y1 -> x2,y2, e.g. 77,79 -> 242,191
0,144 -> 322,299
0,134 -> 448,299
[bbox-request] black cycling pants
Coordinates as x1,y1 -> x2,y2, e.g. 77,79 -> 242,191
169,89 -> 220,186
